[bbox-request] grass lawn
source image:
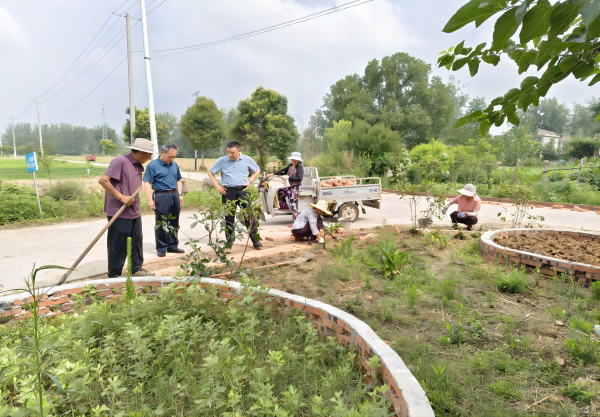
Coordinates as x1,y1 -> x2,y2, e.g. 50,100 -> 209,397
0,158 -> 106,180
216,227 -> 600,416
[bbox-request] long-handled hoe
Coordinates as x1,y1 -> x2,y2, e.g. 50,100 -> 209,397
57,187 -> 142,285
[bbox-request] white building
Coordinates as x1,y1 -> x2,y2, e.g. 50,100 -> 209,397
537,129 -> 571,150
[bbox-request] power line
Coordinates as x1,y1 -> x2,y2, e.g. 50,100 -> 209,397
44,57 -> 127,123
150,0 -> 373,59
12,0 -> 166,119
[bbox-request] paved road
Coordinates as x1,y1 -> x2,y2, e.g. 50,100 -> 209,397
1,170 -> 598,291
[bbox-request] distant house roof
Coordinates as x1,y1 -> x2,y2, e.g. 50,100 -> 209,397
537,128 -> 560,138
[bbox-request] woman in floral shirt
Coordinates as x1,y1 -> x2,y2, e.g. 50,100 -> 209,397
265,152 -> 304,221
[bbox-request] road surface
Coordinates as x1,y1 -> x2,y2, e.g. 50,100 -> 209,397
1,170 -> 598,291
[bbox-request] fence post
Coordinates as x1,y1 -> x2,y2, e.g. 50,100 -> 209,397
577,158 -> 583,182
512,158 -> 520,183
542,160 -> 549,190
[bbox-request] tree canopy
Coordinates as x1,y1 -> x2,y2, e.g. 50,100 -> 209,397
180,96 -> 225,168
439,0 -> 600,134
122,107 -> 170,146
319,52 -> 456,148
229,87 -> 299,168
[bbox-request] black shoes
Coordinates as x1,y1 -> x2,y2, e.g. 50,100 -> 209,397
167,248 -> 185,254
157,252 -> 166,257
252,240 -> 263,249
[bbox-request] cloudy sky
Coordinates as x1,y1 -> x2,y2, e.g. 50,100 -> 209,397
0,0 -> 595,138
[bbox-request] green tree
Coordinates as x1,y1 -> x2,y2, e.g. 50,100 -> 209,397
440,0 -> 600,133
180,97 -> 226,169
122,107 -> 170,146
321,52 -> 456,148
38,151 -> 57,184
569,98 -> 600,136
491,127 -> 541,166
230,87 -> 299,169
99,139 -> 118,155
568,137 -> 598,158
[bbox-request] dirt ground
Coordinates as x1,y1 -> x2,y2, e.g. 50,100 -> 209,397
495,234 -> 600,266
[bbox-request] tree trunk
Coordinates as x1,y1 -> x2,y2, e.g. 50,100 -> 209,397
577,158 -> 583,182
258,147 -> 264,171
512,159 -> 520,183
201,148 -> 205,170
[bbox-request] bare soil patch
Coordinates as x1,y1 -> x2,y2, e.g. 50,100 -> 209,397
494,233 -> 600,266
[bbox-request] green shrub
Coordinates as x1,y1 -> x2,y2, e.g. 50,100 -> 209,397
592,281 -> 600,300
561,380 -> 597,405
3,283 -> 392,416
46,180 -> 84,201
494,268 -> 529,294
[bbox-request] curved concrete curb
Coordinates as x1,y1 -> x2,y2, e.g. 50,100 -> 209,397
480,228 -> 600,286
0,276 -> 434,417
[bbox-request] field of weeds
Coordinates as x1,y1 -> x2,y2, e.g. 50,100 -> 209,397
237,226 -> 600,416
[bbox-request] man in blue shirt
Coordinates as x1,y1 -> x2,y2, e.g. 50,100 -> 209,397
143,143 -> 184,257
208,140 -> 262,249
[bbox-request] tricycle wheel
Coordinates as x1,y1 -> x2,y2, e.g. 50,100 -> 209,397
338,203 -> 359,222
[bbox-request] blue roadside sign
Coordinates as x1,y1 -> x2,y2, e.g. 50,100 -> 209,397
26,152 -> 38,173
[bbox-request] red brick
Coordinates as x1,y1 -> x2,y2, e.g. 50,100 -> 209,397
219,285 -> 231,292
38,307 -> 50,314
60,303 -> 76,312
54,287 -> 83,296
2,308 -> 22,317
21,294 -> 49,303
106,294 -> 123,303
106,282 -> 127,289
221,292 -> 234,300
96,290 -> 113,297
137,281 -> 162,287
321,318 -> 344,334
12,299 -> 22,306
39,297 -> 69,307
15,311 -> 34,321
337,332 -> 352,347
304,305 -> 326,317
96,284 -> 108,290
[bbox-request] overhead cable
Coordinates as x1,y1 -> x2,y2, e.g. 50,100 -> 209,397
150,0 -> 373,59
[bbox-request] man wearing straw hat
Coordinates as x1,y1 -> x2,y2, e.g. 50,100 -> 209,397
291,200 -> 332,244
441,183 -> 481,231
98,138 -> 155,278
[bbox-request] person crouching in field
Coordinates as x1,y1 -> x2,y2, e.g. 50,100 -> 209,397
291,200 -> 331,244
441,183 -> 481,231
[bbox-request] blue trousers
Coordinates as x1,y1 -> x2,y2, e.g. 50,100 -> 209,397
154,192 -> 180,254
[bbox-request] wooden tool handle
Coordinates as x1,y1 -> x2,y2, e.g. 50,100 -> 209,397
57,187 -> 142,285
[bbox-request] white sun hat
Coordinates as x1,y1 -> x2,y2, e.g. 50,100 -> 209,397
458,183 -> 477,197
125,138 -> 156,154
308,200 -> 332,216
287,152 -> 303,163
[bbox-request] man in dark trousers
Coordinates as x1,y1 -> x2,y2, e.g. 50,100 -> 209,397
143,143 -> 185,257
208,140 -> 262,249
99,138 -> 155,277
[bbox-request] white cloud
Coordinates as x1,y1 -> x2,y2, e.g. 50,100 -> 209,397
0,7 -> 27,45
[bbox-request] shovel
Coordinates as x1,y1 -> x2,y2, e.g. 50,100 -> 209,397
57,187 -> 142,285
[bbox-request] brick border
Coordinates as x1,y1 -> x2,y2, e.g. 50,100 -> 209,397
0,277 -> 434,417
480,229 -> 600,286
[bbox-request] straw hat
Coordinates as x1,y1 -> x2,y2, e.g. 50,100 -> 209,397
287,152 -> 303,163
125,138 -> 156,154
458,184 -> 477,197
309,200 -> 332,215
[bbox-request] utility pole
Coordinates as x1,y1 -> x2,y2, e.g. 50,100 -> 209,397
102,105 -> 107,139
139,0 -> 158,159
11,118 -> 17,158
126,13 -> 136,144
36,100 -> 44,160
